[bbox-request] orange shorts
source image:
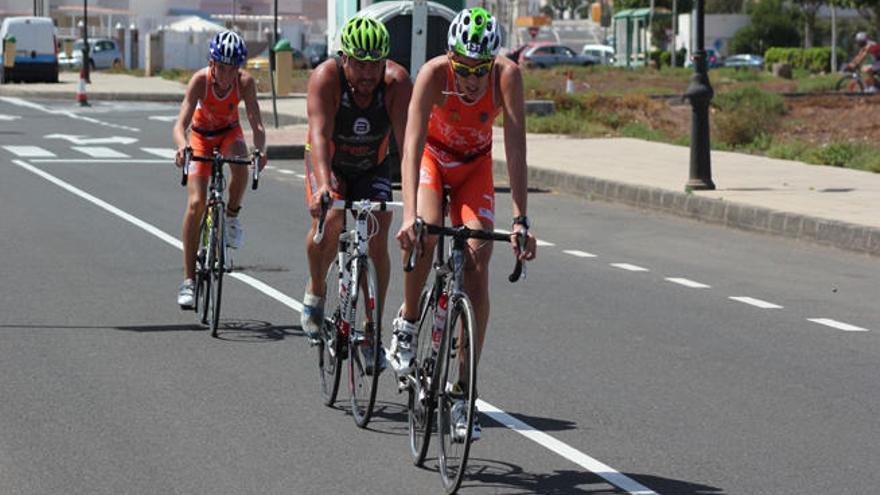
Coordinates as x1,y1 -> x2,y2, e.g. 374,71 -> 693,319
187,127 -> 247,177
419,150 -> 494,226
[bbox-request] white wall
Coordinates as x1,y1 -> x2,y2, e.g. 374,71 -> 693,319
677,13 -> 748,57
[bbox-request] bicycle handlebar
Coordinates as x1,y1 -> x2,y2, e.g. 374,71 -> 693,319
179,147 -> 261,189
312,194 -> 402,244
404,217 -> 526,282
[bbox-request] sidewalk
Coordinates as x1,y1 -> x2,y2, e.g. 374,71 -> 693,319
3,72 -> 877,255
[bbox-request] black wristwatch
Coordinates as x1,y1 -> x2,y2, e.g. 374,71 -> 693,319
512,215 -> 530,229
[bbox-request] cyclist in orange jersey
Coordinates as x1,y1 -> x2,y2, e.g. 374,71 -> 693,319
390,8 -> 537,440
173,31 -> 267,308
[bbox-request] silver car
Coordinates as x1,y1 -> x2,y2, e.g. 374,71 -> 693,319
522,44 -> 599,68
58,38 -> 123,70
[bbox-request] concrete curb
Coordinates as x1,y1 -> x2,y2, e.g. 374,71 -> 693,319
492,159 -> 880,257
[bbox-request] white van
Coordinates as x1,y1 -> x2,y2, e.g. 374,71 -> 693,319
1,16 -> 59,83
581,44 -> 616,65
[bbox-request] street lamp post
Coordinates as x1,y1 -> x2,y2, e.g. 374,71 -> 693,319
82,0 -> 91,84
683,0 -> 714,190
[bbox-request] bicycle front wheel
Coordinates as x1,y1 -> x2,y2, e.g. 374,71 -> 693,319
209,208 -> 224,337
198,209 -> 213,325
409,287 -> 437,466
437,294 -> 477,494
836,75 -> 864,93
349,257 -> 381,428
318,259 -> 343,406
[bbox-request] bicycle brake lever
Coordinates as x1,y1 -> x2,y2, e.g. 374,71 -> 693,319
180,147 -> 192,187
404,217 -> 424,273
312,191 -> 331,244
251,150 -> 261,190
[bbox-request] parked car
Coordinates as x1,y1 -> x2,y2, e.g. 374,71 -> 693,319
522,43 -> 599,68
684,48 -> 722,69
508,41 -> 554,65
723,53 -> 764,70
581,44 -> 616,65
58,38 -> 123,70
246,47 -> 308,71
0,16 -> 59,83
304,43 -> 328,68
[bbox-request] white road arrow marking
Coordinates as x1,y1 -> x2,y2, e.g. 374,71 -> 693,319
45,134 -> 139,145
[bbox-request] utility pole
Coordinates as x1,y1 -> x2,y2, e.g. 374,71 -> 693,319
410,0 -> 427,79
270,0 -> 279,128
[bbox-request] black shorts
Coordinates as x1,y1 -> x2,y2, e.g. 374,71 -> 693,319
305,152 -> 393,203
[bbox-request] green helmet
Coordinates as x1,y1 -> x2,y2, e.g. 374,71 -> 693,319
448,8 -> 501,60
340,16 -> 390,61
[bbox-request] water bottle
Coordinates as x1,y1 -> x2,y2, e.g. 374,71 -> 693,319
431,293 -> 448,355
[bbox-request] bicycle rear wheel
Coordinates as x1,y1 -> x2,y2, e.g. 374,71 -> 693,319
349,257 -> 381,428
209,208 -> 224,337
318,259 -> 343,406
409,287 -> 437,466
437,294 -> 477,494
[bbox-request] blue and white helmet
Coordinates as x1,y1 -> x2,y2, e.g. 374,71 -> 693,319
209,30 -> 247,66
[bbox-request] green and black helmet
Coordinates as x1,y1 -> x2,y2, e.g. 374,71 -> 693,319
447,7 -> 501,60
340,16 -> 390,61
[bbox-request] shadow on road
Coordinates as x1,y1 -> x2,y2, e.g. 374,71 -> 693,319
482,411 -> 578,432
457,458 -> 725,495
0,324 -> 205,332
212,319 -> 304,342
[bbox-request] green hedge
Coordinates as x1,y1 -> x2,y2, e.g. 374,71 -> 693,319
764,47 -> 845,73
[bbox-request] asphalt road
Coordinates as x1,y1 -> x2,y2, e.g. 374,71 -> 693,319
1,97 -> 878,495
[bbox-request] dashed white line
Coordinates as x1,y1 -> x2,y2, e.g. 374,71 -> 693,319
72,146 -> 130,159
141,147 -> 177,159
148,116 -> 178,122
1,96 -> 140,132
610,263 -> 649,272
295,173 -> 307,179
807,318 -> 868,332
563,250 -> 597,258
494,228 -> 555,246
729,296 -> 783,309
665,277 -> 711,289
3,145 -> 55,158
10,157 -> 657,495
0,114 -> 21,121
30,159 -> 166,164
277,169 -> 295,175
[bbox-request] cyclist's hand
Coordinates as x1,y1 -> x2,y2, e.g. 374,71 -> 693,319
397,216 -> 417,253
256,151 -> 268,171
511,228 -> 537,261
308,185 -> 332,218
175,146 -> 188,168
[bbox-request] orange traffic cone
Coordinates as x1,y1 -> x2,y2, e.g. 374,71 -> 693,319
565,70 -> 575,94
77,67 -> 89,106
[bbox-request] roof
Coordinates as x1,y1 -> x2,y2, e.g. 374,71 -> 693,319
165,16 -> 226,33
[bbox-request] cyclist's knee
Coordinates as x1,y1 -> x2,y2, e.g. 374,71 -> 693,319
187,196 -> 206,216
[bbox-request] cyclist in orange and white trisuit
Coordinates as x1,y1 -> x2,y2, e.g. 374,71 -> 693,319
173,30 -> 268,308
391,8 -> 538,440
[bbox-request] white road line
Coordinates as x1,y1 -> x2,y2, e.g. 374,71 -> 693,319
0,96 -> 140,132
478,401 -> 658,495
72,146 -> 131,159
277,169 -> 295,175
665,277 -> 711,289
729,296 -> 783,309
10,157 -> 656,495
295,173 -> 307,179
807,318 -> 868,332
563,249 -> 597,258
0,114 -> 21,121
493,228 -> 555,246
3,145 -> 56,158
30,159 -> 167,164
148,116 -> 178,122
141,147 -> 177,159
264,165 -> 276,170
610,263 -> 649,272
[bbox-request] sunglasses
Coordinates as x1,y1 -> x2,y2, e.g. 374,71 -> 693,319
348,47 -> 384,60
449,58 -> 493,78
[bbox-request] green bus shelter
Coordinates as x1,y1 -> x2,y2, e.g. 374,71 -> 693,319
613,8 -> 671,67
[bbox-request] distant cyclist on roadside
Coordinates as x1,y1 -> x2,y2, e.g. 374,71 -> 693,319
300,15 -> 412,372
846,32 -> 880,92
173,30 -> 268,308
390,8 -> 537,440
